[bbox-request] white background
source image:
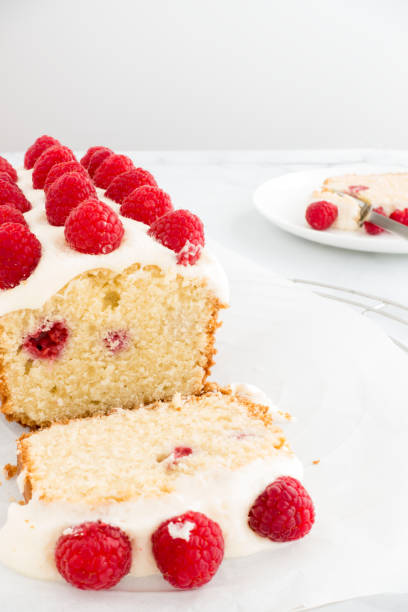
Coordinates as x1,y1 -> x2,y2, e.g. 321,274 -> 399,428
1,0 -> 408,150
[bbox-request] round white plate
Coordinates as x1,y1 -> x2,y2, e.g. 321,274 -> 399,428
253,164 -> 408,254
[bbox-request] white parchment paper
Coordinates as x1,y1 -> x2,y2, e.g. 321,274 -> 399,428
0,244 -> 407,611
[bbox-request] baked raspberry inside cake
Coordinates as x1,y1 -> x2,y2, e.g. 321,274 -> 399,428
0,388 -> 314,588
0,143 -> 228,427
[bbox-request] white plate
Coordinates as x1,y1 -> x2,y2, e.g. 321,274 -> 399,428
253,164 -> 408,254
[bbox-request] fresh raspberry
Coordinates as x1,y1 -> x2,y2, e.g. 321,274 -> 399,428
0,205 -> 28,227
93,154 -> 134,189
65,199 -> 124,254
0,179 -> 31,213
120,186 -> 173,226
305,201 -> 338,230
44,161 -> 89,193
151,511 -> 224,589
80,146 -> 109,170
105,168 -> 157,204
390,208 -> 408,226
364,206 -> 386,235
45,172 -> 97,226
87,148 -> 114,178
248,476 -> 315,542
103,330 -> 130,354
24,321 -> 68,360
24,135 -> 61,170
148,209 -> 205,265
0,223 -> 41,290
0,156 -> 17,182
55,521 -> 132,590
32,145 -> 76,189
0,172 -> 14,185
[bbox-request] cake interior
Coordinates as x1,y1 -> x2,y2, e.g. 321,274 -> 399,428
18,390 -> 289,505
1,264 -> 222,427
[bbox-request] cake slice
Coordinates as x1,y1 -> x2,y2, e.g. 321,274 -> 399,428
0,387 -> 315,589
323,173 -> 408,215
0,141 -> 228,427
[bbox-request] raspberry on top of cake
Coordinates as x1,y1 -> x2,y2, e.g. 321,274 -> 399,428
0,138 -> 228,427
0,387 -> 315,590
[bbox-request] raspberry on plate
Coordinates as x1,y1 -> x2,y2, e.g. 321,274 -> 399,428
0,179 -> 31,213
0,222 -> 41,290
93,154 -> 134,189
364,206 -> 386,235
44,161 -> 89,193
390,208 -> 408,226
80,146 -> 109,170
120,186 -> 173,225
305,200 -> 338,230
65,198 -> 124,254
0,156 -> 17,183
45,172 -> 97,226
248,476 -> 315,542
148,209 -> 205,265
105,168 -> 158,204
24,135 -> 60,170
151,511 -> 224,589
32,145 -> 76,189
0,205 -> 28,227
55,521 -> 132,590
87,147 -> 114,178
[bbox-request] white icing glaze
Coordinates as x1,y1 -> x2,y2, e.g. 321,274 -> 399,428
167,520 -> 195,542
0,452 -> 302,580
0,169 -> 229,317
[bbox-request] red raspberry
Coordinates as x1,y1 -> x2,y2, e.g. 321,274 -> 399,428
0,205 -> 28,227
55,521 -> 132,590
121,186 -> 173,225
248,476 -> 315,542
103,330 -> 130,354
65,199 -> 124,254
364,206 -> 386,235
0,223 -> 41,290
87,148 -> 114,178
148,209 -> 205,265
105,168 -> 157,204
24,135 -> 60,170
305,201 -> 338,230
93,154 -> 134,189
24,321 -> 68,360
32,145 -> 76,189
45,172 -> 97,226
0,156 -> 17,182
0,172 -> 14,185
151,511 -> 224,589
44,161 -> 89,193
390,208 -> 408,226
0,179 -> 31,213
80,146 -> 109,170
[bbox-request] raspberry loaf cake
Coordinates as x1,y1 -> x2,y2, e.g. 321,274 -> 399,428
0,387 -> 315,590
306,172 -> 408,233
0,138 -> 228,426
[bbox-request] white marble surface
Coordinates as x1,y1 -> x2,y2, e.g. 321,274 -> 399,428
5,149 -> 407,612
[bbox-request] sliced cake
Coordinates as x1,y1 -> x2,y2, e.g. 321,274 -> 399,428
0,139 -> 228,427
0,387 -> 315,590
306,172 -> 408,233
